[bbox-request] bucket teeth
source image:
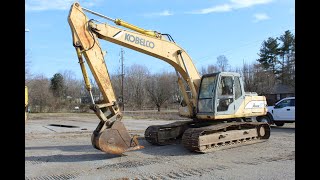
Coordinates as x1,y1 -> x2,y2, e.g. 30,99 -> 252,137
92,121 -> 144,155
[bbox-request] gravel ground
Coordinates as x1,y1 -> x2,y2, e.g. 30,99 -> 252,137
25,113 -> 295,180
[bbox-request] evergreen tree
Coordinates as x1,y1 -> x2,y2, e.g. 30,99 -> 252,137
50,73 -> 65,98
257,37 -> 280,76
257,30 -> 295,88
279,30 -> 295,86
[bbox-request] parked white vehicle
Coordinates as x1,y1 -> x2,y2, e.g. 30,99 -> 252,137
257,97 -> 295,126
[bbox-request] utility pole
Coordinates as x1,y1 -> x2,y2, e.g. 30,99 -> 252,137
120,48 -> 125,111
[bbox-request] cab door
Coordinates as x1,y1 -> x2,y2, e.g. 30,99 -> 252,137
197,75 -> 218,115
215,75 -> 235,115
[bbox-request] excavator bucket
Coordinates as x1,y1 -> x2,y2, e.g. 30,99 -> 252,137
91,121 -> 144,155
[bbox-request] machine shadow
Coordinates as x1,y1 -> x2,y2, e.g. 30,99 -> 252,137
270,126 -> 295,133
126,138 -> 202,157
25,153 -> 119,162
25,144 -> 123,162
25,145 -> 95,152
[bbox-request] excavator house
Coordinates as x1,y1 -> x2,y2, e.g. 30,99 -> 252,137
68,2 -> 270,155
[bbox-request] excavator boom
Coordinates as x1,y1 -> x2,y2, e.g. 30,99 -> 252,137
69,3 -> 201,118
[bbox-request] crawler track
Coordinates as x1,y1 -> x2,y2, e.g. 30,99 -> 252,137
182,122 -> 270,153
145,121 -> 270,153
144,120 -> 193,145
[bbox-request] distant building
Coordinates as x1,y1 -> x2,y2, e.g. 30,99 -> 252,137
264,84 -> 295,105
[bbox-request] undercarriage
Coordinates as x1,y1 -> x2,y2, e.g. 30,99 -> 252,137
145,119 -> 270,153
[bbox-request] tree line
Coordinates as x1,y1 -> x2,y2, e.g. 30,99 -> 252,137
26,67 -> 179,113
25,30 -> 294,113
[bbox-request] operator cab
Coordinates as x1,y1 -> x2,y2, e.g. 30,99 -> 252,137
197,72 -> 244,118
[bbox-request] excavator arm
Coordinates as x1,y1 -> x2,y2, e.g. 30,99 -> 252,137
68,3 -> 143,155
68,3 -> 201,154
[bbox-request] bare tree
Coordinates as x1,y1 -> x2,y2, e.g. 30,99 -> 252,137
252,64 -> 277,95
216,55 -> 229,72
241,62 -> 255,92
110,73 -> 122,101
145,72 -> 175,112
240,62 -> 276,94
61,70 -> 82,100
90,78 -> 102,102
200,64 -> 218,75
28,74 -> 54,112
125,64 -> 149,110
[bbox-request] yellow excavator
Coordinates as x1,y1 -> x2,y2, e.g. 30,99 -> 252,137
68,2 -> 270,155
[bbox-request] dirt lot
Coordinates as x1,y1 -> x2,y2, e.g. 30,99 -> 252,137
25,112 -> 295,180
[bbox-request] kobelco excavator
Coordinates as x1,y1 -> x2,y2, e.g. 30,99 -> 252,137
68,2 -> 270,155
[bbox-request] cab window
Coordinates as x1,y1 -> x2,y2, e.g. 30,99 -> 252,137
198,75 -> 217,113
234,77 -> 242,100
217,76 -> 234,112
